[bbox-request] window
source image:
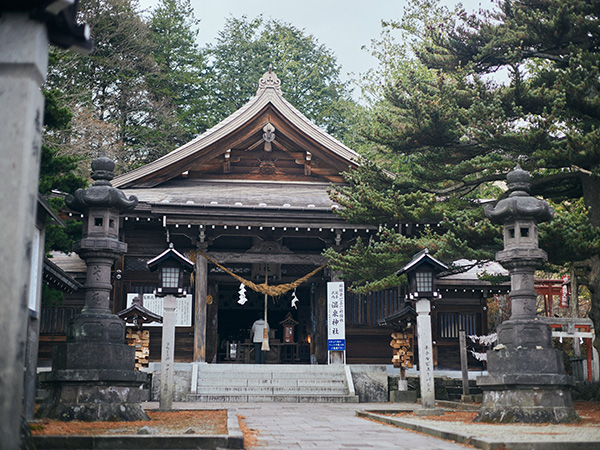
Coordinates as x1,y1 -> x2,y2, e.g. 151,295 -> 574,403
346,288 -> 403,325
124,257 -> 150,272
415,271 -> 433,292
438,312 -> 477,338
161,267 -> 180,288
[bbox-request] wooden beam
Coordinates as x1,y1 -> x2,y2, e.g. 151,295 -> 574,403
206,251 -> 327,265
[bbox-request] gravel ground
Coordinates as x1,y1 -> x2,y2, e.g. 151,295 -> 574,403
360,407 -> 600,450
386,414 -> 600,443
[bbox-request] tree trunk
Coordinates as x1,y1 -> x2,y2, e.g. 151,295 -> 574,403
581,174 -> 600,227
587,255 -> 600,357
581,174 -> 600,357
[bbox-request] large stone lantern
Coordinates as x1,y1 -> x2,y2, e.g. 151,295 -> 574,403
476,166 -> 578,423
37,154 -> 149,421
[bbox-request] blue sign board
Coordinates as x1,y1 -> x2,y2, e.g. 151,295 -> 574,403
328,339 -> 346,351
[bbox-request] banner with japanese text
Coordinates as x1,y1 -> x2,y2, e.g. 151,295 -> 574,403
126,293 -> 192,327
327,281 -> 346,351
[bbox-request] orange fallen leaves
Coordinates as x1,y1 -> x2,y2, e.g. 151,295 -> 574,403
29,409 -> 227,436
389,401 -> 600,425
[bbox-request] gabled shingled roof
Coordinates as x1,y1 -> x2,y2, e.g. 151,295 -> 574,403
113,70 -> 361,189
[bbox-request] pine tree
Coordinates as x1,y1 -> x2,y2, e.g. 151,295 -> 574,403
40,90 -> 87,306
328,0 -> 600,349
205,16 -> 356,140
46,0 -> 195,170
148,0 -> 211,141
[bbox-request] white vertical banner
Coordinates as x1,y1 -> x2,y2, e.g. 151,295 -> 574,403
327,282 -> 346,351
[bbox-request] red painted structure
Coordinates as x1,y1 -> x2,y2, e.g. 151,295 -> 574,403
535,278 -> 570,316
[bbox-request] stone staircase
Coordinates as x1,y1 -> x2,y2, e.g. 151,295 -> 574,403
188,364 -> 359,403
442,378 -> 482,401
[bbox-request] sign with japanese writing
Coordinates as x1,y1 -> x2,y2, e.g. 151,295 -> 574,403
421,342 -> 435,395
560,275 -> 570,308
327,282 -> 346,351
127,293 -> 192,327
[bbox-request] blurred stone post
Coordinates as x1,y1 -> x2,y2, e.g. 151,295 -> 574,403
0,13 -> 48,449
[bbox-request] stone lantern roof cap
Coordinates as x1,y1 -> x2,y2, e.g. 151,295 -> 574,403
485,166 -> 553,224
91,154 -> 116,183
66,154 -> 138,213
506,164 -> 531,193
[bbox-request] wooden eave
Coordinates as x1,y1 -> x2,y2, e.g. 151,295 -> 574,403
113,72 -> 361,189
43,256 -> 83,293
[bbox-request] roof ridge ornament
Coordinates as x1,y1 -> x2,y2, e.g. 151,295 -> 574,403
263,123 -> 276,151
258,69 -> 281,93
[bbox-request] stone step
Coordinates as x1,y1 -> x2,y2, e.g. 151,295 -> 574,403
197,365 -> 346,374
442,378 -> 480,387
187,393 -> 360,403
198,378 -> 346,387
190,363 -> 356,403
198,371 -> 344,380
196,385 -> 349,395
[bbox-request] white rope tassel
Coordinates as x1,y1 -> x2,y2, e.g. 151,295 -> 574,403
238,282 -> 248,305
291,288 -> 299,309
470,348 -> 488,362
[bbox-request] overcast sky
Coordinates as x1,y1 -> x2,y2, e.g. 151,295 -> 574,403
138,0 -> 495,89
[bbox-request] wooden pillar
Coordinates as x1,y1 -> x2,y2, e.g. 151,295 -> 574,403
206,283 -> 219,363
459,330 -> 470,399
310,283 -> 328,363
586,337 -> 593,382
194,248 -> 208,362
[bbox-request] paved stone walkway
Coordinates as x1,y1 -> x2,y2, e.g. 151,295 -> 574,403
234,403 -> 471,449
157,402 -> 471,449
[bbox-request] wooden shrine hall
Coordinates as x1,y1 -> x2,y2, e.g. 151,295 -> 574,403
110,69 -> 370,365
43,70 -> 504,369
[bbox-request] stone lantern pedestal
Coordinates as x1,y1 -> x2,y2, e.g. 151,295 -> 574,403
37,155 -> 149,421
475,166 -> 578,423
